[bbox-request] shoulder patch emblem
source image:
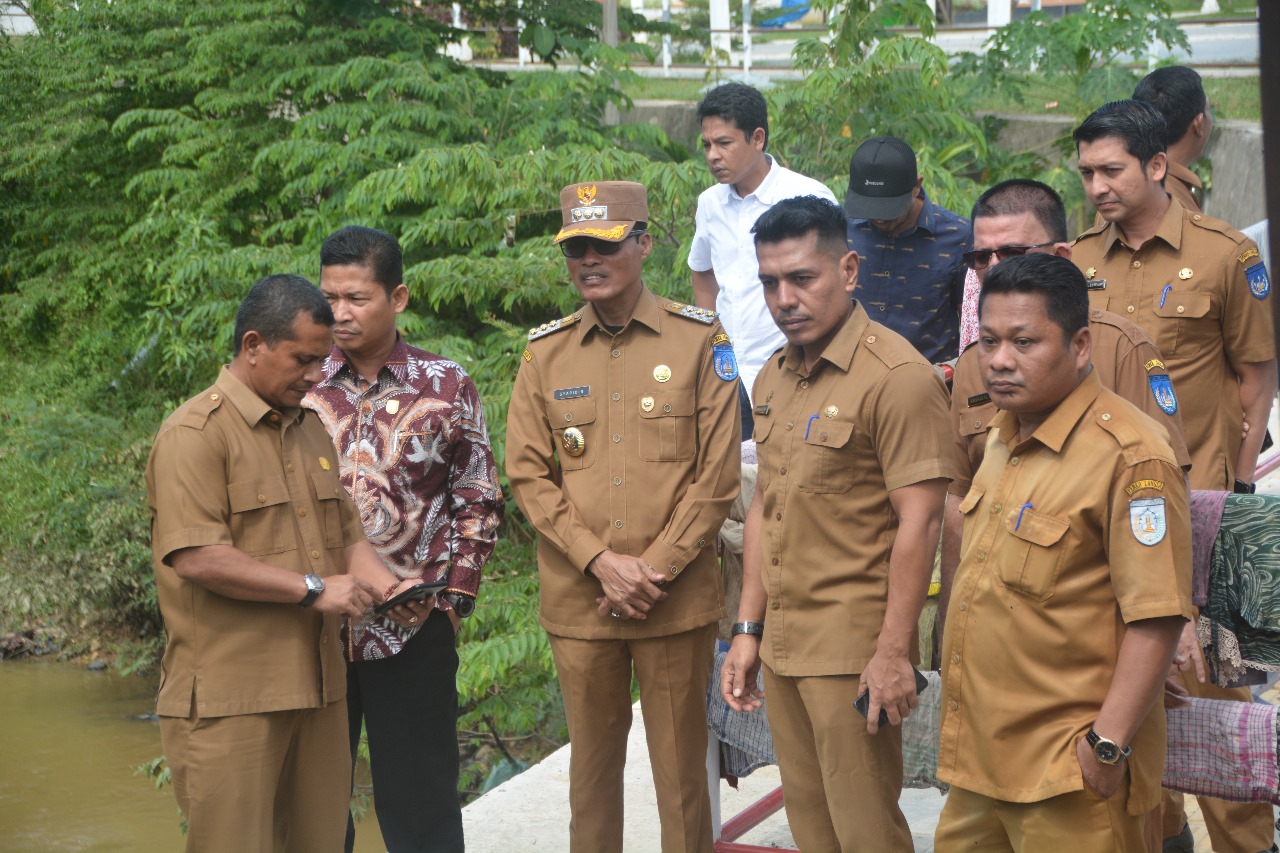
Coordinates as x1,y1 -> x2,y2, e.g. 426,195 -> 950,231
1239,247 -> 1260,265
1144,358 -> 1166,372
528,311 -> 582,341
710,332 -> 731,347
1126,479 -> 1164,496
1130,497 -> 1167,546
673,303 -> 717,324
1246,262 -> 1270,300
713,343 -> 738,381
1148,374 -> 1178,415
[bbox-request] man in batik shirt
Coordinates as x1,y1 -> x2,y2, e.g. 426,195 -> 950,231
306,226 -> 503,853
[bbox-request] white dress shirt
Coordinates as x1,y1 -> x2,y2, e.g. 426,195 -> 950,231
688,156 -> 836,400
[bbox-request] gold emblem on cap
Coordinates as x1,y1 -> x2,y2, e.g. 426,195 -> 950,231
577,184 -> 597,206
562,427 -> 586,457
386,400 -> 400,415
653,365 -> 672,383
824,405 -> 838,419
319,457 -> 331,470
641,396 -> 655,413
1085,267 -> 1096,279
1178,268 -> 1193,280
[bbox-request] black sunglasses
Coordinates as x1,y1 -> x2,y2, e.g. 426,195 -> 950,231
962,242 -> 1056,270
559,228 -> 647,260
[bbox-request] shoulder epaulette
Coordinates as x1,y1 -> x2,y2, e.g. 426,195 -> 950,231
528,310 -> 582,342
179,389 -> 224,430
1072,221 -> 1108,243
1186,211 -> 1248,244
661,299 -> 717,325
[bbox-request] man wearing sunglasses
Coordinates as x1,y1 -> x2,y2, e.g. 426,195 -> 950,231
1072,99 -> 1278,853
506,181 -> 740,853
940,179 -> 1190,626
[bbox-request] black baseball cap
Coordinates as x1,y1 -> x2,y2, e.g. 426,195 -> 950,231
843,136 -> 919,221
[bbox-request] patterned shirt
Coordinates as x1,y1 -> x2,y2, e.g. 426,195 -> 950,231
307,338 -> 503,610
846,188 -> 971,363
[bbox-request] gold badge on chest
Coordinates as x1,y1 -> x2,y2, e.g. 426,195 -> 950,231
641,396 -> 655,413
824,405 -> 838,419
653,365 -> 672,383
562,427 -> 586,457
1178,268 -> 1193,280
386,399 -> 400,415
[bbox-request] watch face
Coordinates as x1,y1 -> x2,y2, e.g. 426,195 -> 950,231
305,574 -> 325,593
1095,741 -> 1120,765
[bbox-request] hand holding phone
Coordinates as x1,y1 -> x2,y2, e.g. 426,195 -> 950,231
373,580 -> 447,615
853,667 -> 929,726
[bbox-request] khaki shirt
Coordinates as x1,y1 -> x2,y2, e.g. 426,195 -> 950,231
146,368 -> 367,718
1072,199 -> 1275,489
752,302 -> 959,676
937,371 -> 1192,811
506,288 -> 740,640
949,309 -> 1191,495
1166,162 -> 1202,215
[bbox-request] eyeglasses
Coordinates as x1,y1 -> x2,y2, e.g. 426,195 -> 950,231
962,242 -> 1056,270
559,229 -> 647,260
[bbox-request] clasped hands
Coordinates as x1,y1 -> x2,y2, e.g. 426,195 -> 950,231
590,550 -> 668,621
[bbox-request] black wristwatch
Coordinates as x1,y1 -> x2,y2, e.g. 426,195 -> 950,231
1086,727 -> 1132,766
731,621 -> 765,638
1234,479 -> 1257,495
442,593 -> 475,619
299,573 -> 325,607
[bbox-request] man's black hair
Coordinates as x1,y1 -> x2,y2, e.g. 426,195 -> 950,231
1072,99 -> 1168,168
233,274 -> 334,356
971,179 -> 1068,244
696,81 -> 769,151
751,195 -> 848,257
1133,66 -> 1207,148
979,254 -> 1089,343
319,225 -> 404,295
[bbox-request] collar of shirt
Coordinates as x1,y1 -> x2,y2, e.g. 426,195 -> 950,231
322,335 -> 412,388
777,300 -> 871,378
1167,160 -> 1203,190
715,154 -> 787,207
575,286 -> 663,343
216,365 -> 304,428
1101,194 -> 1187,255
988,368 -> 1103,455
849,187 -> 941,239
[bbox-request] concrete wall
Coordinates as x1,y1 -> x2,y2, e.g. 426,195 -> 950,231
623,100 -> 1267,231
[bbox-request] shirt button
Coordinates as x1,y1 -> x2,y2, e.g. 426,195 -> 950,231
1126,305 -> 1135,313
612,349 -> 621,358
612,434 -> 621,443
992,504 -> 1002,514
771,557 -> 780,565
669,566 -> 678,576
565,413 -> 573,422
973,420 -> 982,429
287,463 -> 295,472
1132,260 -> 1142,269
771,601 -> 781,610
698,538 -> 706,547
613,477 -> 622,486
663,403 -> 672,413
614,519 -> 624,529
1010,457 -> 1020,466
786,422 -> 795,431
800,380 -> 809,390
819,432 -> 828,441
258,494 -> 267,503
1177,305 -> 1185,314
1193,214 -> 1202,222
299,508 -> 308,517
1102,413 -> 1112,421
866,335 -> 877,344
949,700 -> 959,711
976,551 -> 986,561
611,392 -> 620,401
951,654 -> 960,664
269,413 -> 281,423
779,466 -> 788,475
310,550 -> 320,560
958,601 -> 967,611
210,393 -> 220,401
775,512 -> 782,521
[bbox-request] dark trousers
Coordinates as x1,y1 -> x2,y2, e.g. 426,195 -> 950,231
345,610 -> 464,853
738,381 -> 754,442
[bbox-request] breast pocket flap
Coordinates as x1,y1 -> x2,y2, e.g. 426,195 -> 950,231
228,477 -> 290,513
310,469 -> 344,502
1153,290 -> 1211,320
547,397 -> 597,427
639,394 -> 695,419
802,421 -> 854,448
957,487 -> 985,514
1007,510 -> 1069,547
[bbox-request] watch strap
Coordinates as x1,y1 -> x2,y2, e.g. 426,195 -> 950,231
298,574 -> 324,608
731,621 -> 765,638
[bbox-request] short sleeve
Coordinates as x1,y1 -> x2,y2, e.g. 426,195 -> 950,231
687,196 -> 712,272
1108,457 -> 1193,623
1222,238 -> 1276,365
148,426 -> 235,564
870,362 -> 962,491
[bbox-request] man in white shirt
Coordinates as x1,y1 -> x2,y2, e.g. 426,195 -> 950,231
688,82 -> 836,438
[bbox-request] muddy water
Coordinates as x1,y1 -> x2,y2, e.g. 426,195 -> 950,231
0,660 -> 385,852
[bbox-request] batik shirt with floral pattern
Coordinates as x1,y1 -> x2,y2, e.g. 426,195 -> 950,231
307,338 -> 503,657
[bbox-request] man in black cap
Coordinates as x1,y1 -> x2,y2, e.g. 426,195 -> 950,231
844,135 -> 971,364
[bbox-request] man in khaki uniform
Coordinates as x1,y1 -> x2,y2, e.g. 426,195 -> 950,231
721,196 -> 956,851
935,253 -> 1192,853
146,274 -> 412,853
1134,66 -> 1211,215
941,179 -> 1190,622
1071,99 -> 1277,853
506,181 -> 740,853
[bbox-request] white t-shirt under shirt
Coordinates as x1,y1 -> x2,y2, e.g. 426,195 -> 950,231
688,156 -> 836,401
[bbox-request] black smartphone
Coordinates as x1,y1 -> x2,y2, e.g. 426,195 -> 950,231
374,580 -> 447,615
853,668 -> 930,725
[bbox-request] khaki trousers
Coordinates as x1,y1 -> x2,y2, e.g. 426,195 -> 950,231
548,623 -> 717,853
1161,673 -> 1276,852
159,700 -> 350,853
936,783 -> 1148,853
762,665 -> 912,852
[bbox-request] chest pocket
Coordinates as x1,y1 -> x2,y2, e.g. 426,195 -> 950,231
311,469 -> 347,549
639,392 -> 695,462
997,509 -> 1069,601
548,397 -> 597,471
1152,290 -> 1214,358
227,476 -> 294,556
798,421 -> 856,494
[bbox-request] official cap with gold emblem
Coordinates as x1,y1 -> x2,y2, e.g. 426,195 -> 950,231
553,181 -> 649,244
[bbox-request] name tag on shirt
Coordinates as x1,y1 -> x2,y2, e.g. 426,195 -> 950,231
554,386 -> 590,400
